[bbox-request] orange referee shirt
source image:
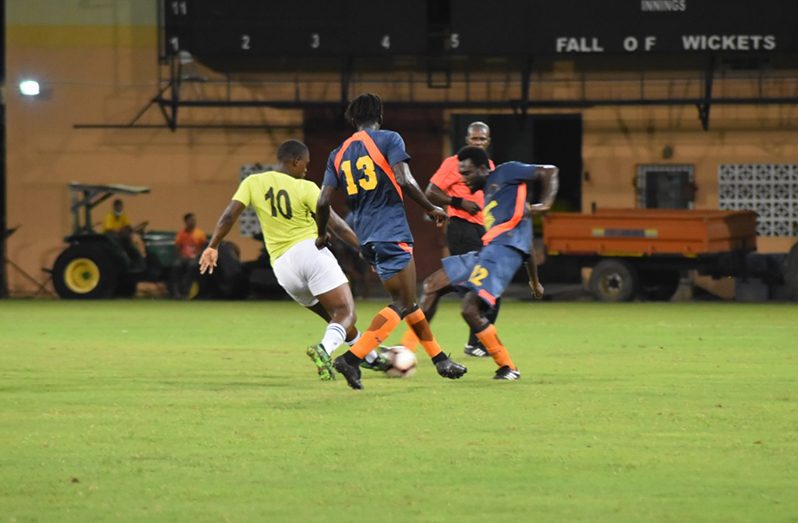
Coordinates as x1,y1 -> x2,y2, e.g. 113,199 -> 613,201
429,155 -> 495,226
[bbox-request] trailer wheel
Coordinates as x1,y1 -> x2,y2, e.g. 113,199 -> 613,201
589,259 -> 638,302
639,270 -> 681,301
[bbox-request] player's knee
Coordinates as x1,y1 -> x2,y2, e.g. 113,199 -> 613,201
422,270 -> 447,295
330,304 -> 355,328
390,302 -> 419,319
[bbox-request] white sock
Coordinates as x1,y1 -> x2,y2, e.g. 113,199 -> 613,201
345,330 -> 378,363
321,323 -> 347,356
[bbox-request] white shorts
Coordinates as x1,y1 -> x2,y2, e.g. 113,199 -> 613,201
272,238 -> 350,307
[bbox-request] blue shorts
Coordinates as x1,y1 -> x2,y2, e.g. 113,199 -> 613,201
441,243 -> 525,307
360,242 -> 413,281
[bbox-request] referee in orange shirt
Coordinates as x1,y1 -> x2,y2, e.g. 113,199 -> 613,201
426,121 -> 498,357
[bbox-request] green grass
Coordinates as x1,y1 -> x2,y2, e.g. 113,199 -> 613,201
1,300 -> 797,522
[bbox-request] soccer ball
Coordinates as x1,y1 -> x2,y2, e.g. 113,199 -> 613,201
384,346 -> 417,378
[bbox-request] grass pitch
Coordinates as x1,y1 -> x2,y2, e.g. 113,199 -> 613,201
1,300 -> 797,522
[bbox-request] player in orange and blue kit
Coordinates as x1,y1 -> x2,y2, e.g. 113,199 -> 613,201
416,146 -> 559,380
315,93 -> 468,389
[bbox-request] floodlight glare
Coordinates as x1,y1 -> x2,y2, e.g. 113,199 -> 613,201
19,80 -> 41,96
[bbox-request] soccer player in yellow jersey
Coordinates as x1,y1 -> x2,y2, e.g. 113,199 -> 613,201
199,139 -> 383,380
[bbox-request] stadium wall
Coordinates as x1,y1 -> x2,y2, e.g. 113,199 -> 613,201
5,1 -> 797,295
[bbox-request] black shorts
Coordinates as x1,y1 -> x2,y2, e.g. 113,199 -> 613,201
446,217 -> 485,255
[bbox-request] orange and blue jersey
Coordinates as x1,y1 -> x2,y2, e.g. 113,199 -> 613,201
441,161 -> 543,307
480,161 -> 542,255
322,129 -> 412,246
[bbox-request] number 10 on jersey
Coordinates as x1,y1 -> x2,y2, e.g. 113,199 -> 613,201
340,156 -> 378,196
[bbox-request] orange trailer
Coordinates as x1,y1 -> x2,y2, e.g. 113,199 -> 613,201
540,209 -> 781,301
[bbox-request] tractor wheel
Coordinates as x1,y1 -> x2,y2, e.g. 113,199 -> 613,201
589,259 -> 639,302
53,245 -> 118,299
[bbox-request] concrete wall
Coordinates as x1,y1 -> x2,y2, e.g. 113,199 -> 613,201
6,1 -> 298,294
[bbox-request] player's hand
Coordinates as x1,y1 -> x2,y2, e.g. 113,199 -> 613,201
461,200 -> 481,215
526,203 -> 551,216
427,206 -> 448,227
315,234 -> 331,250
530,280 -> 544,300
199,247 -> 218,275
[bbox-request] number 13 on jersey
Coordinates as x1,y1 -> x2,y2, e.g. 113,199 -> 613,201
340,155 -> 378,196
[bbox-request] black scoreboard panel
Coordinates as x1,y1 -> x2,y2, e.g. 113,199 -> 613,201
451,0 -> 798,55
163,0 -> 798,72
164,0 -> 428,70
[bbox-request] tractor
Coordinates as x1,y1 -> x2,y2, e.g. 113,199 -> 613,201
51,183 -> 178,299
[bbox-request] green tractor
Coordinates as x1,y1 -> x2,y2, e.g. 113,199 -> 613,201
51,183 -> 179,299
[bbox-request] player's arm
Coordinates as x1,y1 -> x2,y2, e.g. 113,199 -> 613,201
315,185 -> 335,249
525,245 -> 544,300
199,200 -> 245,274
327,209 -> 360,251
393,162 -> 447,226
425,183 -> 480,216
527,165 -> 559,214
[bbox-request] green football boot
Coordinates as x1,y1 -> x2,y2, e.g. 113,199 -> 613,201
360,346 -> 393,372
306,344 -> 335,381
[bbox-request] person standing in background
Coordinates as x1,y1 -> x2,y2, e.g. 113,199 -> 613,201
171,212 -> 207,298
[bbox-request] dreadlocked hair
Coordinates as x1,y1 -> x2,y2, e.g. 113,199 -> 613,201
345,93 -> 383,128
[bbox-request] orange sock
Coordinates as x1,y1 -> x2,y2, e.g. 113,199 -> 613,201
475,324 -> 516,370
399,329 -> 420,352
404,308 -> 442,359
350,307 -> 401,359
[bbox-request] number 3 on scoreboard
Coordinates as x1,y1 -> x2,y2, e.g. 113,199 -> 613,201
340,156 -> 378,196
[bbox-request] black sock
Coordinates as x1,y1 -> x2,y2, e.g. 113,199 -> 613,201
486,298 -> 501,325
431,352 -> 448,364
344,351 -> 362,365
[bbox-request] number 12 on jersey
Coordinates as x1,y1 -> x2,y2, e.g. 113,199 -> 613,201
340,155 -> 378,196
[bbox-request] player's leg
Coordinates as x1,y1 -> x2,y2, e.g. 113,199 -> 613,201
304,242 -> 388,379
398,267 -> 454,351
306,299 -> 387,369
447,218 -> 493,357
333,244 -> 409,388
381,256 -> 467,379
334,243 -> 466,388
459,245 -> 523,380
461,293 -> 518,379
270,239 -> 361,380
464,297 -> 500,357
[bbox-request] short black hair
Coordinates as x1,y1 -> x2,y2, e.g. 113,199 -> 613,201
456,146 -> 490,168
345,93 -> 383,128
183,212 -> 195,222
277,139 -> 309,163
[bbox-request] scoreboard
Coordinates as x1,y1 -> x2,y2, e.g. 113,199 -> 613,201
163,0 -> 798,72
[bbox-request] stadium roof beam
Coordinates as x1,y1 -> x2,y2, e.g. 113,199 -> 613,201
72,55 -> 798,132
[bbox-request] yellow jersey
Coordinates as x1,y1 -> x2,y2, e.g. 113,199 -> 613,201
232,170 -> 320,262
103,212 -> 130,233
